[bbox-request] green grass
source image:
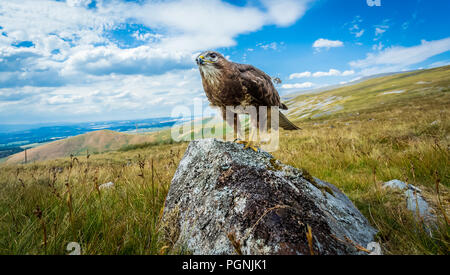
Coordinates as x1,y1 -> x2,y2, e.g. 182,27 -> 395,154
0,66 -> 449,255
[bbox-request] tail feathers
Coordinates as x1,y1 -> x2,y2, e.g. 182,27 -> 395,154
279,112 -> 301,130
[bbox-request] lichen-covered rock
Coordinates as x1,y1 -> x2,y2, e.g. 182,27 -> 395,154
160,138 -> 377,255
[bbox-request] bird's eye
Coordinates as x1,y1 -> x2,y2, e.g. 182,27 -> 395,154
210,54 -> 216,58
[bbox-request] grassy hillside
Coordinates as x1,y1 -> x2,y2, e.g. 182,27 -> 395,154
5,130 -> 163,164
0,66 -> 448,255
285,65 -> 450,121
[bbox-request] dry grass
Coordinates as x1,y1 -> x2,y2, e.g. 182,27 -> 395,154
274,92 -> 449,254
0,143 -> 187,254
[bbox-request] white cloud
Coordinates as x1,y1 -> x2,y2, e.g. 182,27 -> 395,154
289,71 -> 312,79
290,69 -> 354,79
348,16 -> 365,38
374,20 -> 389,40
351,38 -> 450,68
312,38 -> 344,50
257,42 -> 284,51
350,37 -> 450,75
427,60 -> 450,68
261,0 -> 312,26
355,29 -> 365,38
131,0 -> 310,51
341,70 -> 355,76
281,82 -> 314,89
372,42 -> 384,51
66,0 -> 92,8
375,27 -> 386,36
132,31 -> 163,42
312,69 -> 341,77
0,69 -> 205,123
61,45 -> 194,76
0,0 -> 311,77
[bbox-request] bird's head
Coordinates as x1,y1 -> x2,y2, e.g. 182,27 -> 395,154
195,51 -> 226,68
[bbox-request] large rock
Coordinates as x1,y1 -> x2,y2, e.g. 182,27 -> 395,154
160,139 -> 377,255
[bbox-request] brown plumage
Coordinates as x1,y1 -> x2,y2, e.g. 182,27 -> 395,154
196,51 -> 300,134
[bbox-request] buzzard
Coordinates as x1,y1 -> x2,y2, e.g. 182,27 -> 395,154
196,51 -> 300,150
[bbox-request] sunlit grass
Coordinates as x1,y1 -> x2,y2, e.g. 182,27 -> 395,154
0,143 -> 187,254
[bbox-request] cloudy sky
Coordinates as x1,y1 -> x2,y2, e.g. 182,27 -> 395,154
1,0 -> 449,124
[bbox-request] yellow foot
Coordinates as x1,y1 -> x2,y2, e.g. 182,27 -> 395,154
244,141 -> 259,152
233,139 -> 259,152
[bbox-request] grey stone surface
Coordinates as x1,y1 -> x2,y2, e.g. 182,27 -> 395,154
405,189 -> 431,217
383,179 -> 435,225
99,181 -> 114,190
384,179 -> 408,190
161,138 -> 377,255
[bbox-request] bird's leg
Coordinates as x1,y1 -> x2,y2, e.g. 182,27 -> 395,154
241,112 -> 259,152
259,107 -> 270,145
226,107 -> 258,152
231,113 -> 245,143
233,113 -> 242,141
223,108 -> 241,142
228,112 -> 251,149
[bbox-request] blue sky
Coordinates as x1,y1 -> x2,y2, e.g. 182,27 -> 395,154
0,0 -> 449,124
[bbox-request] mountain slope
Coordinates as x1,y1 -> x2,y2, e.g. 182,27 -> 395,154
5,130 -> 157,164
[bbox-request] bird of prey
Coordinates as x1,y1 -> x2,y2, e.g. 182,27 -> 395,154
196,51 -> 300,150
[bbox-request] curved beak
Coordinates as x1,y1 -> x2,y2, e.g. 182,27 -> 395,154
196,55 -> 205,66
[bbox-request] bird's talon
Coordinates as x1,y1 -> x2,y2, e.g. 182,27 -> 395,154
234,139 -> 247,145
243,141 -> 259,152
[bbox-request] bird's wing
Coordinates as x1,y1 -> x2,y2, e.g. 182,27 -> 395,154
234,63 -> 284,108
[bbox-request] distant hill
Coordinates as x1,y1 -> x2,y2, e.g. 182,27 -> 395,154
5,130 -> 157,164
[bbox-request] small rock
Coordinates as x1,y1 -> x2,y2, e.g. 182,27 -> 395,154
99,182 -> 114,190
367,242 -> 382,255
383,180 -> 435,226
405,189 -> 431,218
383,179 -> 407,190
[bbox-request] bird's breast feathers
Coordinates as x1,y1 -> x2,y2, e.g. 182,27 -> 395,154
200,65 -> 222,87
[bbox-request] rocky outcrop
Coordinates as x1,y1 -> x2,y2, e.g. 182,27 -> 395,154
160,139 -> 377,255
